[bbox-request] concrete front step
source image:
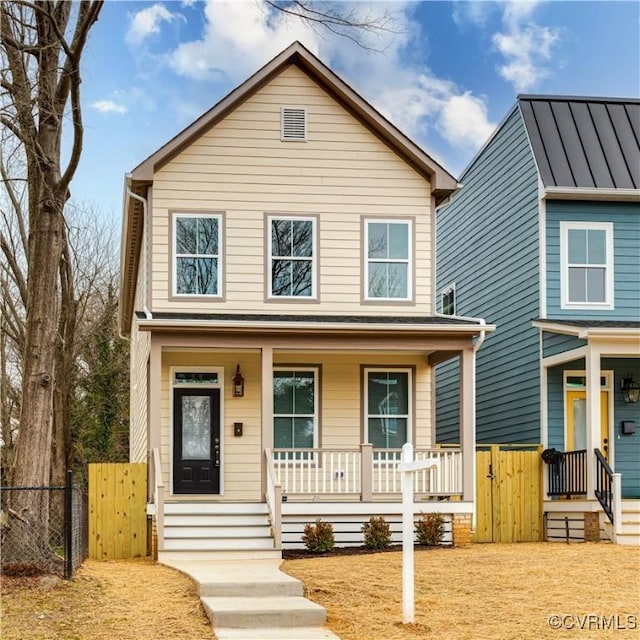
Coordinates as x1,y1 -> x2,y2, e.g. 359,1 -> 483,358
214,627 -> 340,639
159,549 -> 282,562
202,596 -> 326,629
162,559 -> 302,598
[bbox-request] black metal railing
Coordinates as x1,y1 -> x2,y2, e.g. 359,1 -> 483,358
544,449 -> 587,497
0,470 -> 87,578
594,448 -> 614,524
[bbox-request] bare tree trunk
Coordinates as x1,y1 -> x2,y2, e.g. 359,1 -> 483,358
1,0 -> 103,571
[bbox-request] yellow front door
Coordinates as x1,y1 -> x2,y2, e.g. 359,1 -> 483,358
566,390 -> 609,459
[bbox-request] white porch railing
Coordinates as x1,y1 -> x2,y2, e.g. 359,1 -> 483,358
272,446 -> 463,498
273,449 -> 362,494
264,447 -> 282,548
372,448 -> 463,495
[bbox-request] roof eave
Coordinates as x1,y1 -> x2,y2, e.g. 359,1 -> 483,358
542,186 -> 640,202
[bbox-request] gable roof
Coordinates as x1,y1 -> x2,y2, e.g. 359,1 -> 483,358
128,41 -> 457,198
518,95 -> 640,190
119,41 -> 458,334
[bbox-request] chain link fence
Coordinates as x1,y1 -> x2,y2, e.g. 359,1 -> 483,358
1,471 -> 87,579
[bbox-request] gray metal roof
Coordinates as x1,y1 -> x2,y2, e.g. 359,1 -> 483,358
535,319 -> 640,328
518,96 -> 640,189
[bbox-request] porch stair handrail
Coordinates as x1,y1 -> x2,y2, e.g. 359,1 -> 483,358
594,448 -> 615,525
264,447 -> 282,549
151,447 -> 165,552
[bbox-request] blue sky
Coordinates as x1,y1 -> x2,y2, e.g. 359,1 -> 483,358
72,1 -> 640,219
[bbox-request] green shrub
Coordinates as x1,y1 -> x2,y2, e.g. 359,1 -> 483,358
415,512 -> 445,546
362,516 -> 392,549
302,519 -> 335,553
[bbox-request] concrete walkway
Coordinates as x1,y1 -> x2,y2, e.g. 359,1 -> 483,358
162,558 -> 340,640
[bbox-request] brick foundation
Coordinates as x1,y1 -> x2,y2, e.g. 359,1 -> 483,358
452,515 -> 472,547
584,512 -> 600,542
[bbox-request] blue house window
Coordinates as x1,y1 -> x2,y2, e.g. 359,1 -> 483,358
441,283 -> 456,315
560,222 -> 613,310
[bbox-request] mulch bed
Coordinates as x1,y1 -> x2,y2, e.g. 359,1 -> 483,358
283,543 -> 445,559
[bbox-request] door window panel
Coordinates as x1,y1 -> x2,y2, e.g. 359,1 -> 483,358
181,395 -> 211,460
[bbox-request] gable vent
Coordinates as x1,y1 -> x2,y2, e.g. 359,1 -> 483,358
281,107 -> 307,141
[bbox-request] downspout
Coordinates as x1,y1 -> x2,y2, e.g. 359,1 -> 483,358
126,185 -> 152,320
470,320 -> 486,534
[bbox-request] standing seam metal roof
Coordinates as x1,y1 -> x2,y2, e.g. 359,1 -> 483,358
518,96 -> 640,189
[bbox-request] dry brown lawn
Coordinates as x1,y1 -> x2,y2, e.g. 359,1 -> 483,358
1,558 -> 214,640
1,544 -> 638,639
283,542 -> 640,640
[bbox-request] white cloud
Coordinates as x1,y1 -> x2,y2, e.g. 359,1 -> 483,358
126,3 -> 182,46
493,2 -> 561,92
452,1 -> 496,29
163,1 -> 496,157
90,100 -> 128,115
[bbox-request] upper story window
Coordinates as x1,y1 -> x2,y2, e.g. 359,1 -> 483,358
441,283 -> 456,315
268,216 -> 317,299
174,213 -> 222,296
365,219 -> 412,301
560,221 -> 613,309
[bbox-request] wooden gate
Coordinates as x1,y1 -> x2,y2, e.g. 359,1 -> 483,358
474,445 -> 543,543
88,463 -> 148,559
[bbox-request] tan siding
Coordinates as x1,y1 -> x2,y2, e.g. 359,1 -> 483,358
129,256 -> 150,463
151,65 -> 432,315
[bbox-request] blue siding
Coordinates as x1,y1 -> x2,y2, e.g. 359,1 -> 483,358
546,201 -> 640,319
542,331 -> 586,358
436,108 -> 541,443
546,358 -> 640,497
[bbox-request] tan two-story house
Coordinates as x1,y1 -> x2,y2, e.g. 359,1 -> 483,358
119,42 -> 492,560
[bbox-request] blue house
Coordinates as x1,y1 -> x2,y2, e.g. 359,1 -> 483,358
436,96 -> 640,545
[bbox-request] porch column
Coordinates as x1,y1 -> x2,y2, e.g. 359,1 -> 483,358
460,347 -> 475,506
261,346 -> 274,498
585,344 -> 601,500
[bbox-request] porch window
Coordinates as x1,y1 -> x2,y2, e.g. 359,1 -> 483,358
365,369 -> 411,449
273,369 -> 317,451
268,216 -> 316,298
560,221 -> 613,309
364,219 -> 412,300
173,213 -> 222,296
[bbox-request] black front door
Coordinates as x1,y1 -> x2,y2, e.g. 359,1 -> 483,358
173,388 -> 220,494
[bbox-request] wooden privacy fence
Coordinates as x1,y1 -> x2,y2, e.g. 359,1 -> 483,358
88,463 -> 147,560
474,445 -> 543,543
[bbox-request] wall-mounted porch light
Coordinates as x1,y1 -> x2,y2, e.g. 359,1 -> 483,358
620,374 -> 640,404
232,365 -> 245,397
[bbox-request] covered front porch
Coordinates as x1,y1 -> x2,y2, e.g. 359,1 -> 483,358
535,320 -> 640,545
141,313 -> 489,553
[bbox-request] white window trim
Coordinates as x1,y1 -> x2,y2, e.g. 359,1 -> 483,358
268,215 -> 317,299
364,368 -> 413,448
560,221 -> 613,310
172,212 -> 223,298
169,366 -> 225,497
441,282 -> 456,315
364,219 -> 413,302
273,367 -> 319,451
